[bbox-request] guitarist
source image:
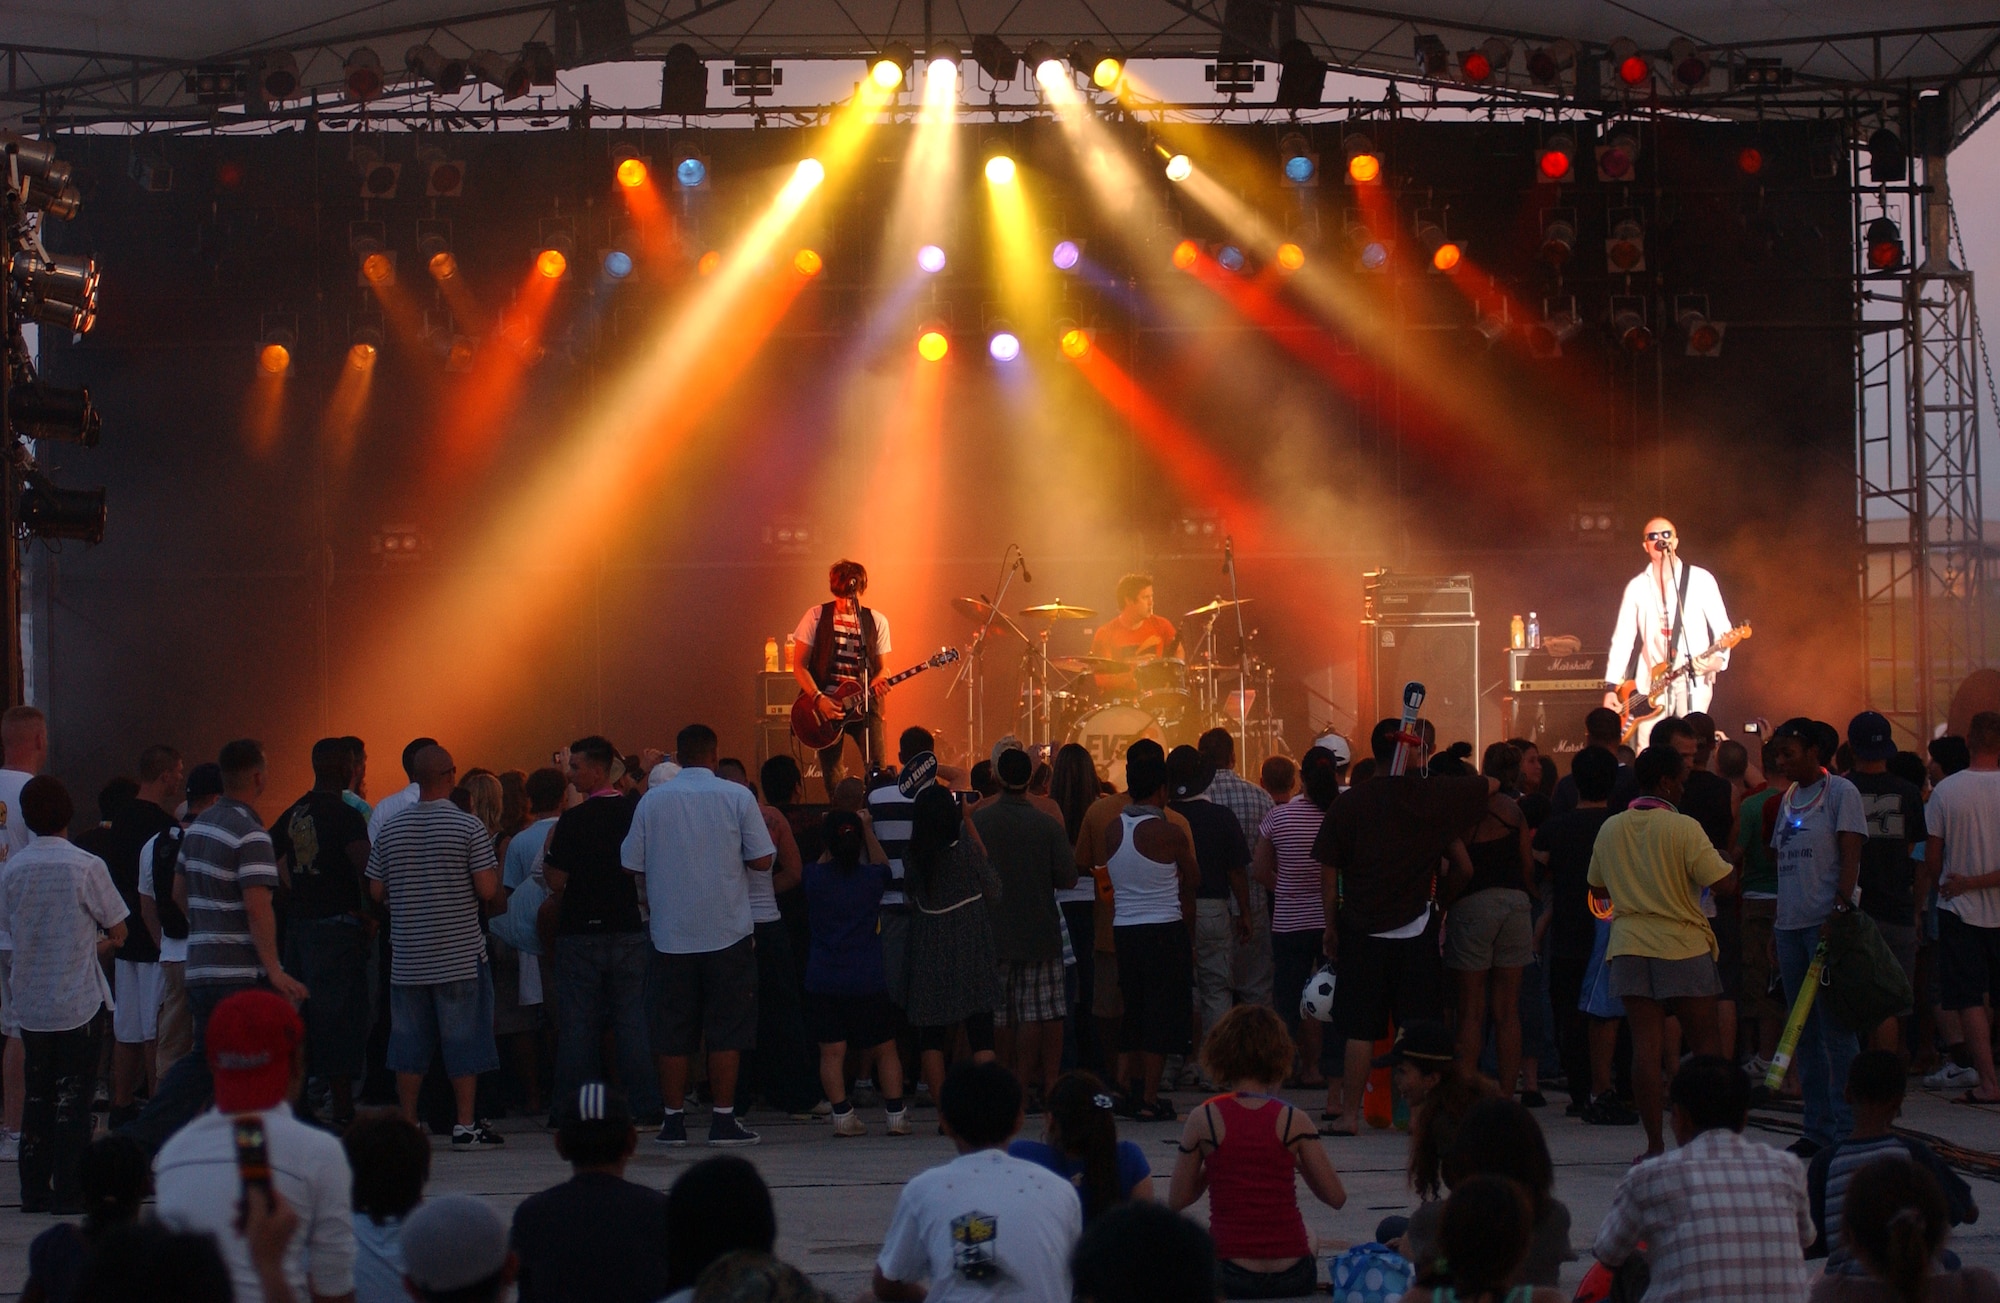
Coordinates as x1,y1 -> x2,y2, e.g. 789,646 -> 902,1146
793,559 -> 892,796
1602,517 -> 1734,748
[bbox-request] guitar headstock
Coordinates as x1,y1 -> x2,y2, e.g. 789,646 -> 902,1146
930,647 -> 961,667
1719,623 -> 1752,649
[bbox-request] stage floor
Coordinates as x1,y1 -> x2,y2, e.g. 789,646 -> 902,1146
0,1085 -> 1991,1300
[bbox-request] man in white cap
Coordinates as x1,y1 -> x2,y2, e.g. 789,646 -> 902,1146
402,1194 -> 516,1303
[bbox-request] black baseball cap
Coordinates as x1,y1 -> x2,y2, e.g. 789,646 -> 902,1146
185,763 -> 225,801
1847,711 -> 1897,764
1167,746 -> 1215,800
1372,1019 -> 1455,1070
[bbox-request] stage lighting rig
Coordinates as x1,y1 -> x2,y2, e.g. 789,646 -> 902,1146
445,335 -> 477,372
917,324 -> 950,361
925,44 -> 962,82
1051,240 -> 1081,271
1274,39 -> 1327,109
1537,133 -> 1575,182
1607,39 -> 1649,88
723,58 -> 779,98
521,42 -> 557,86
1595,127 -> 1640,182
972,36 -> 1019,83
671,144 -> 709,190
249,51 -> 301,106
871,43 -> 914,90
1056,320 -> 1092,359
1675,296 -> 1724,356
18,472 -> 104,545
1343,134 -> 1380,184
1527,298 -> 1581,357
343,48 -> 385,102
537,221 -> 575,279
1279,134 -> 1318,187
353,145 -> 400,199
1414,35 -> 1450,79
7,383 -> 99,447
1459,38 -> 1510,84
1539,210 -> 1576,264
1206,62 -> 1263,96
405,45 -> 466,95
1666,38 -> 1709,88
1163,153 -> 1193,183
1473,299 -> 1509,345
1344,210 -> 1389,272
11,250 -> 99,335
1024,42 -> 1062,86
985,154 -> 1017,185
1868,128 -> 1906,184
1865,217 -> 1904,271
1606,210 -> 1645,272
917,244 -> 947,273
418,218 -> 452,269
1525,40 -> 1575,86
1733,57 -> 1792,89
471,49 -> 530,100
3,132 -> 82,220
660,44 -> 708,113
986,319 -> 1021,362
1610,296 -> 1652,353
349,321 -> 385,368
1415,211 -> 1460,271
612,144 -> 650,189
257,317 -> 297,374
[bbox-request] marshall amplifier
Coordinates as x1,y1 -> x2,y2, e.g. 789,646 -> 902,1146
759,671 -> 798,718
1362,619 -> 1480,752
1506,649 -> 1610,693
1363,570 -> 1475,621
1504,650 -> 1609,758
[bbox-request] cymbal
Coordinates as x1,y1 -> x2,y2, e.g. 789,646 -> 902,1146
1019,601 -> 1096,620
950,596 -> 1026,639
1050,655 -> 1129,675
1183,597 -> 1253,618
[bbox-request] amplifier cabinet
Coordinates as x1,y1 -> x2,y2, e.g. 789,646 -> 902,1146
1361,620 -> 1480,754
1363,570 -> 1475,621
1507,692 -> 1606,759
759,671 -> 799,718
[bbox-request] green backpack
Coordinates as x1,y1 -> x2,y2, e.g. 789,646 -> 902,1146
1822,908 -> 1913,1034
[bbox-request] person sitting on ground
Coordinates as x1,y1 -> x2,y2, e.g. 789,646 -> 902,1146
1168,1004 -> 1345,1300
803,809 -> 908,1137
1400,1097 -> 1573,1288
1809,1157 -> 2000,1303
69,1221 -> 237,1303
343,1113 -> 431,1303
22,1134 -> 149,1303
1405,1175 -> 1565,1303
873,1061 -> 1083,1302
1008,1070 -> 1154,1223
1071,1201 -> 1221,1303
1388,1020 -> 1496,1205
1807,1050 -> 1978,1273
510,1083 -> 671,1303
401,1194 -> 517,1303
1593,1055 -> 1814,1303
665,1157 -> 778,1303
685,1251 -> 838,1303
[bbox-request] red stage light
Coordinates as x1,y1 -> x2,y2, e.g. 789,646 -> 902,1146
1865,217 -> 1903,271
1460,50 -> 1491,82
1538,145 -> 1572,180
1738,146 -> 1764,175
1171,240 -> 1199,270
1431,241 -> 1462,272
1618,54 -> 1650,85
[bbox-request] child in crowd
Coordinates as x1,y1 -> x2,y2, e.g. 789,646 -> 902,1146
510,1084 -> 671,1303
21,1134 -> 149,1303
1808,1050 -> 1978,1273
1071,1202 -> 1220,1303
1407,1175 -> 1565,1303
1812,1157 -> 2000,1303
1257,756 -> 1298,805
1008,1070 -> 1154,1222
343,1114 -> 431,1303
664,1156 -> 779,1303
1168,1004 -> 1345,1300
802,810 -> 908,1137
1401,1097 -> 1574,1287
1387,1020 -> 1496,1204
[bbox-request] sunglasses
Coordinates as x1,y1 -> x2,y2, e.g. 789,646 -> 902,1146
1644,530 -> 1675,541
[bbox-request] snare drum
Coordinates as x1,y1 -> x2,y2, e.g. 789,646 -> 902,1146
1070,705 -> 1165,790
1134,657 -> 1190,718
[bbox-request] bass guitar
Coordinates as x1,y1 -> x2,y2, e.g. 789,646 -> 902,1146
791,647 -> 961,750
1616,622 -> 1752,742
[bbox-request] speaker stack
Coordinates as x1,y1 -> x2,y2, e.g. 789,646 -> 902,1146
1361,571 -> 1481,753
755,671 -> 820,780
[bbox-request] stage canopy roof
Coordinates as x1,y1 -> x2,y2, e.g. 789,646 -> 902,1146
8,1 -> 2000,144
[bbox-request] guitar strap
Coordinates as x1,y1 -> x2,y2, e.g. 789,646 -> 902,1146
1664,560 -> 1692,678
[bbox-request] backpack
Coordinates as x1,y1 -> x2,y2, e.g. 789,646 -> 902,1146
1823,907 -> 1913,1033
1328,1242 -> 1416,1303
151,826 -> 190,941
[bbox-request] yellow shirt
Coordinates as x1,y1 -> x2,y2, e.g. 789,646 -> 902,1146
1586,805 -> 1732,961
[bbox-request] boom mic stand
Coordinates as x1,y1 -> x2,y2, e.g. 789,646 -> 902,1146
948,543 -> 1023,763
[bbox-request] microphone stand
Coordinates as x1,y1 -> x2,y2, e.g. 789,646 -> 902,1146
948,544 -> 1022,763
1223,537 -> 1251,764
1663,542 -> 1699,719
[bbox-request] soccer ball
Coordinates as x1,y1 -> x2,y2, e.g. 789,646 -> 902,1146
1300,965 -> 1337,1023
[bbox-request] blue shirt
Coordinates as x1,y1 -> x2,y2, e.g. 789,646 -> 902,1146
621,767 -> 776,955
802,859 -> 892,995
1006,1138 -> 1152,1213
350,1213 -> 407,1303
490,816 -> 556,955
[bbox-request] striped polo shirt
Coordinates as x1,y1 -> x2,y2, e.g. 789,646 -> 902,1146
365,799 -> 496,985
1259,795 -> 1329,934
182,796 -> 281,987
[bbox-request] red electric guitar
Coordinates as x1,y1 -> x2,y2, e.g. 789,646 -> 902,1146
790,647 -> 960,750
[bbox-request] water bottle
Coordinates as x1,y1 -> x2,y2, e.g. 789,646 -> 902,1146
763,637 -> 780,673
784,634 -> 798,672
1527,611 -> 1541,649
1510,614 -> 1525,649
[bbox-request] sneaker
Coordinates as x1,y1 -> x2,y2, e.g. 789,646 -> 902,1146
789,1100 -> 834,1122
451,1120 -> 505,1150
885,1109 -> 913,1136
831,1110 -> 867,1138
1583,1093 -> 1638,1127
1923,1063 -> 1980,1091
654,1114 -> 688,1146
0,1129 -> 18,1161
708,1114 -> 761,1148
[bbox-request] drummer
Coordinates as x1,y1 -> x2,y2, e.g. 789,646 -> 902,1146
1090,573 -> 1182,697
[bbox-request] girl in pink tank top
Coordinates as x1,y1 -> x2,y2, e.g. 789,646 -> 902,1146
1168,1006 -> 1347,1299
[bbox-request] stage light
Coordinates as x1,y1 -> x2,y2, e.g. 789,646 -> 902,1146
988,328 -> 1021,362
1527,298 -> 1582,357
537,248 -> 568,279
259,343 -> 291,374
985,154 -> 1017,184
1058,324 -> 1092,359
1537,134 -> 1575,180
252,51 -> 302,104
1459,47 -> 1492,83
1274,38 -> 1327,109
343,47 -> 384,102
603,250 -> 634,279
471,49 -> 530,100
1606,215 -> 1645,272
19,473 -> 105,546
793,248 -> 823,277
1596,128 -> 1640,181
1676,297 -> 1724,356
660,43 -> 707,113
1865,216 -> 1903,271
616,155 -> 649,188
1431,241 -> 1462,271
1414,34 -> 1450,78
428,251 -> 458,280
445,335 -> 477,371
1025,42 -> 1062,86
1164,153 -> 1193,182
404,44 -> 465,95
348,325 -> 383,368
1092,54 -> 1123,89
1611,298 -> 1653,353
1474,300 -> 1509,345
917,328 -> 950,361
972,35 -> 1019,82
871,42 -> 913,90
1539,209 -> 1576,264
674,148 -> 709,189
795,158 -> 825,186
362,252 -> 395,284
424,157 -> 465,196
1276,242 -> 1305,271
1667,37 -> 1709,88
354,147 -> 401,200
1171,239 -> 1200,270
1526,39 -> 1575,85
8,383 -> 101,445
1280,133 -> 1318,186
1217,245 -> 1247,273
1344,134 -> 1380,183
927,43 -> 961,81
1416,213 -> 1458,271
1359,241 -> 1388,270
1609,38 -> 1649,87
521,42 -> 556,87
697,250 -> 722,275
1738,145 -> 1765,175
12,251 -> 99,319
1868,127 -> 1906,184
1052,240 -> 1081,270
915,244 -> 947,274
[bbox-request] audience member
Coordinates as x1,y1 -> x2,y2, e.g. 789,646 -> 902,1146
665,1156 -> 779,1303
1169,1004 -> 1344,1300
1008,1070 -> 1153,1222
492,765 -> 564,1118
1167,744 -> 1250,1083
1593,1055 -> 1813,1303
100,746 -> 181,1128
902,785 -> 1003,1109
1392,1021 -> 1497,1204
873,1061 -> 1082,1302
1256,755 -> 1297,805
1447,742 -> 1534,1106
1201,729 -> 1274,1014
1253,747 -> 1338,1098
343,1113 -> 431,1303
0,705 -> 50,1161
1407,1175 -> 1565,1303
69,1221 -> 236,1303
153,990 -> 355,1303
1551,709 -> 1625,812
1842,713 -> 1927,1054
21,1134 -> 148,1303
1104,749 -> 1198,1118
511,1083 -> 671,1303
2,776 -> 129,1213
1737,738 -> 1789,1082
400,1194 -> 516,1303
688,1252 -> 837,1303
1925,710 -> 2000,1104
369,738 -> 436,835
802,810 -> 907,1136
1810,1158 -> 2000,1303
622,723 -> 775,1148
136,763 -> 222,1084
1070,1201 -> 1219,1303
1535,746 -> 1618,1119
1401,1097 -> 1573,1287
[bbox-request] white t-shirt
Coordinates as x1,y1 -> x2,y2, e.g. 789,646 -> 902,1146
876,1148 -> 1082,1303
156,1104 -> 356,1303
0,767 -> 37,950
1771,774 -> 1868,931
0,838 -> 126,1032
620,768 -> 775,955
1928,767 -> 2000,929
137,832 -> 188,963
793,604 -> 893,671
369,782 -> 422,835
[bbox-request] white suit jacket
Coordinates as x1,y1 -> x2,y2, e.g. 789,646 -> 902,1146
1605,559 -> 1732,691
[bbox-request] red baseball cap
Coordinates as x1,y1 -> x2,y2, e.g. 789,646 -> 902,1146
206,990 -> 303,1113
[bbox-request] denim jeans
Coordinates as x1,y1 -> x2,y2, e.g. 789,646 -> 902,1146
1060,900 -> 1097,1073
1777,924 -> 1857,1147
117,982 -> 249,1156
21,1023 -> 99,1210
552,932 -> 661,1119
284,916 -> 373,1081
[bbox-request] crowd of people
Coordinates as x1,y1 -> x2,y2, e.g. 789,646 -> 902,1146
0,692 -> 1992,1302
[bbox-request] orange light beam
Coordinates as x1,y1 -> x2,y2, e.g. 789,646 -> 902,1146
319,351 -> 375,469
241,371 -> 287,456
430,266 -> 562,471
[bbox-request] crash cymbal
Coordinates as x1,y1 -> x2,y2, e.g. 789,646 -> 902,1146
1050,655 -> 1129,675
1019,600 -> 1097,620
950,596 -> 1027,639
1183,597 -> 1253,618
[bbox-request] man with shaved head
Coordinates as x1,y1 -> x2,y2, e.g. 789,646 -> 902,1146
1602,516 -> 1735,749
366,743 -> 506,1147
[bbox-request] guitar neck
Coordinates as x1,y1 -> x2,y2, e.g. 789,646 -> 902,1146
882,661 -> 935,688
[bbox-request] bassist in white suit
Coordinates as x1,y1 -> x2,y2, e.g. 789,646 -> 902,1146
1602,518 -> 1733,748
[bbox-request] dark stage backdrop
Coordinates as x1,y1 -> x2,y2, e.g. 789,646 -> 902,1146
31,119 -> 1856,805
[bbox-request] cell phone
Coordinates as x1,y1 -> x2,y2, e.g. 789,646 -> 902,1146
1744,721 -> 1761,735
233,1115 -> 272,1200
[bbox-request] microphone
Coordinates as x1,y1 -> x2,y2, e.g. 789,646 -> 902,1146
1017,553 -> 1033,583
1222,535 -> 1234,575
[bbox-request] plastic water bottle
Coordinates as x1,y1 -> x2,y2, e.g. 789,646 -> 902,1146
763,637 -> 780,673
1510,614 -> 1525,649
1527,611 -> 1541,649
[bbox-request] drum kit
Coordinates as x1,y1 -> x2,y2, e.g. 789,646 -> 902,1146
948,591 -> 1282,778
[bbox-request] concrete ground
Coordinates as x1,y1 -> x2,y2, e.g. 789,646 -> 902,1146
0,1085 -> 1991,1300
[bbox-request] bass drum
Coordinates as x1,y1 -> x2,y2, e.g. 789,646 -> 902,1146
1071,705 -> 1166,790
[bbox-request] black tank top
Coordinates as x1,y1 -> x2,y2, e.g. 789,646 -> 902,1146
1461,831 -> 1523,898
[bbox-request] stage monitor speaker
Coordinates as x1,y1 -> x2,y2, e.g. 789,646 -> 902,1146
1361,620 -> 1480,753
757,719 -> 820,783
1507,691 -> 1605,760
